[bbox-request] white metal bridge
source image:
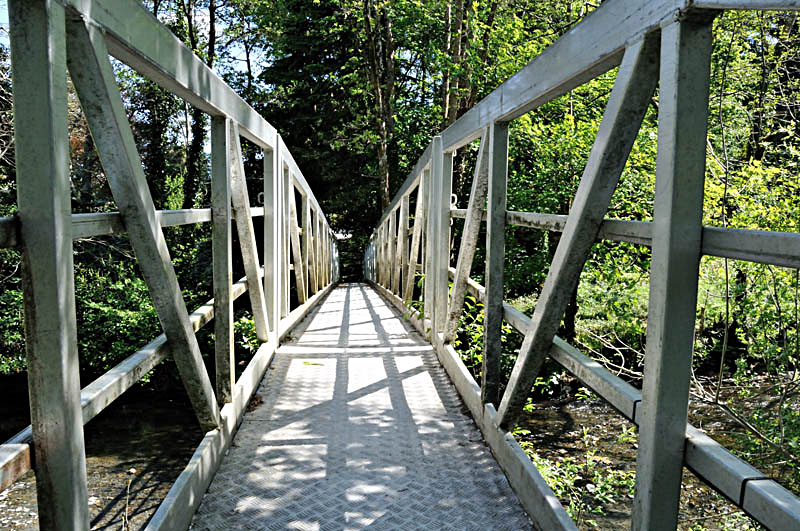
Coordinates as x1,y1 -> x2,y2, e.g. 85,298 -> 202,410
1,1 -> 800,530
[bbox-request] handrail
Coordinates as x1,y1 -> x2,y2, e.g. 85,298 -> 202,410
2,0 -> 339,528
450,208 -> 800,269
365,0 -> 800,529
0,208 -> 267,246
454,269 -> 800,531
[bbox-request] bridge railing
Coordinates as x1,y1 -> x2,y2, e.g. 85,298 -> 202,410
0,0 -> 338,528
366,1 -> 800,529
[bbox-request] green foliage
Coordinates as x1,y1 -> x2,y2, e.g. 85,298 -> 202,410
451,294 -> 485,377
74,266 -> 160,375
233,314 -> 260,356
0,262 -> 24,373
451,294 -> 521,389
516,425 -> 636,525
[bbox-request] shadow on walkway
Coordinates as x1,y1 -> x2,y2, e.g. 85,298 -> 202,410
191,283 -> 531,530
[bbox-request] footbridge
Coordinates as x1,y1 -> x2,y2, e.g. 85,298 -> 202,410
1,0 -> 800,530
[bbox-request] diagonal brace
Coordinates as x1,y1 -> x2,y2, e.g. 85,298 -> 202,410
288,181 -> 307,303
66,16 -> 220,431
444,130 -> 490,342
229,122 -> 270,341
403,180 -> 426,301
496,34 -> 661,429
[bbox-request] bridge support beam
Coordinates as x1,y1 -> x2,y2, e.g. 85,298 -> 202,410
396,196 -> 409,295
9,1 -> 89,527
496,33 -> 661,429
427,137 -> 453,337
483,122 -> 509,407
388,209 -> 396,291
66,16 -> 221,432
301,194 -> 311,299
263,143 -> 280,342
632,13 -> 715,530
288,180 -> 307,304
211,116 -> 234,403
229,122 -> 270,342
281,163 -> 291,318
403,179 -> 426,301
444,128 -> 489,343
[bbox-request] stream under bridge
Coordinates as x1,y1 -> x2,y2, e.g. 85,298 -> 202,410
1,0 -> 800,530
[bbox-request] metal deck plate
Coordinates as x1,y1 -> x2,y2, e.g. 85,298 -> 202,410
191,284 -> 531,530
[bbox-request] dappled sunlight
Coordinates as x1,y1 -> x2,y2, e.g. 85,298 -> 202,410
190,284 -> 531,530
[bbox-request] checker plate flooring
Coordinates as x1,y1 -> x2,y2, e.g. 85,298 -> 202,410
190,283 -> 532,530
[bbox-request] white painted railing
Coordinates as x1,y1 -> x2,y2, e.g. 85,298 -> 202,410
0,1 -> 338,529
366,1 -> 800,529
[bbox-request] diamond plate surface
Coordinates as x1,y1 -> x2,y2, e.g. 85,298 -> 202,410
191,284 -> 532,530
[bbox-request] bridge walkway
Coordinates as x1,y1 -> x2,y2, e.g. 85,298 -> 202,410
190,283 -> 532,530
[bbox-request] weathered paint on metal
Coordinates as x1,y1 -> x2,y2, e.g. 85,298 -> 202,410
632,14 -> 715,530
9,2 -> 89,526
497,35 -> 660,429
211,117 -> 234,403
66,16 -> 221,432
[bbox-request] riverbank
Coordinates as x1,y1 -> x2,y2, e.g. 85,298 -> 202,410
0,377 -> 201,529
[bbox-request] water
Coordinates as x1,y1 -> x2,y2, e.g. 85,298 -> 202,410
1,372 -> 792,529
0,377 -> 202,530
515,391 -> 770,530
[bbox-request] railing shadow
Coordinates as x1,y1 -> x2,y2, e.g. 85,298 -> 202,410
191,283 -> 529,530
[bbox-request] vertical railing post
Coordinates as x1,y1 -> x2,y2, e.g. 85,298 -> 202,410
396,195 -> 409,295
309,209 -> 318,295
9,1 -> 89,527
322,224 -> 328,287
301,194 -> 311,298
364,242 -> 369,281
264,141 -> 280,343
380,218 -> 389,287
433,139 -> 452,338
483,122 -> 509,407
315,211 -> 322,290
423,161 -> 435,325
281,166 -> 291,317
371,237 -> 376,282
388,209 -> 396,292
327,226 -> 333,284
211,116 -> 234,402
322,225 -> 327,287
632,13 -> 714,531
328,232 -> 333,285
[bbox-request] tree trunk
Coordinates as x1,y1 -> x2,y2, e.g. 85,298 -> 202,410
180,0 -> 216,210
445,0 -> 465,127
363,0 -> 395,211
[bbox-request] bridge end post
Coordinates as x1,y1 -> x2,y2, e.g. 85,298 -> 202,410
9,1 -> 90,527
632,13 -> 716,530
483,122 -> 509,407
211,116 -> 234,402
